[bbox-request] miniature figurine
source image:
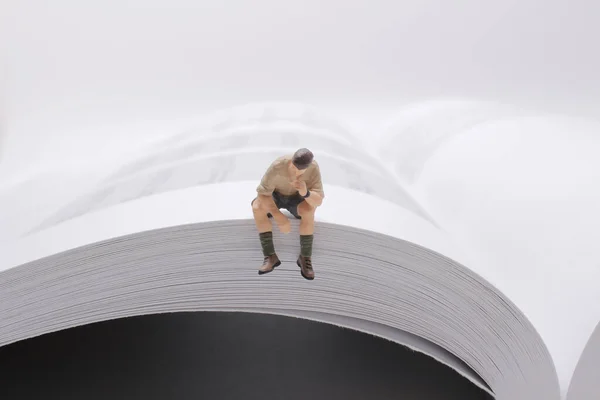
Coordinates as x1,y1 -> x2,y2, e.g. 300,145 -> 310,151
251,148 -> 324,280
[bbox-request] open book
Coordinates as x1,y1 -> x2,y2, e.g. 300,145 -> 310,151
1,100 -> 599,400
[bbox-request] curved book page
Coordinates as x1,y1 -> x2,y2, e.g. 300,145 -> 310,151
397,109 -> 600,400
3,101 -> 600,400
0,182 -> 557,400
566,320 -> 600,400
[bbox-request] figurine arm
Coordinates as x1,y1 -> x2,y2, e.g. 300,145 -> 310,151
303,190 -> 322,208
256,163 -> 287,220
256,164 -> 275,197
302,163 -> 324,208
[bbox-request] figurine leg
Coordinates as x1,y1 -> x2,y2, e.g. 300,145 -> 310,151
297,201 -> 316,280
251,197 -> 272,233
251,197 -> 281,274
297,201 -> 315,235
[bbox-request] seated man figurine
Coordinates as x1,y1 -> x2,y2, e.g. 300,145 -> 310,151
251,148 -> 324,280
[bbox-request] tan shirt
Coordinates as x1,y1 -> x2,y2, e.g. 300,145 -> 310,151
256,154 -> 325,198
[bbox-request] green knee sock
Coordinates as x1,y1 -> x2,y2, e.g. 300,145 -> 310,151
300,234 -> 313,258
259,231 -> 275,256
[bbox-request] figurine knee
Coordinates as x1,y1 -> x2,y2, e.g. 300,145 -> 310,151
252,196 -> 275,214
297,201 -> 315,218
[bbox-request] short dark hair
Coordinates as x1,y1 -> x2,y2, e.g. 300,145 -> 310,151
292,148 -> 314,170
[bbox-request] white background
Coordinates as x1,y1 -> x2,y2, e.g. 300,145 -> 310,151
2,0 -> 599,180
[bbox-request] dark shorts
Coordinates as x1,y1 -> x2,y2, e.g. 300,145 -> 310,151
252,191 -> 304,219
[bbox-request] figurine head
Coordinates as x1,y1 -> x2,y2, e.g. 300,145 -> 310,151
290,148 -> 314,176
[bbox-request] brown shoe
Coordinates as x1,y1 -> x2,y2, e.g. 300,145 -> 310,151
258,254 -> 281,275
297,255 -> 315,280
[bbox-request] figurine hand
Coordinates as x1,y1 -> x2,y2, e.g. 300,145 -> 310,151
293,180 -> 307,196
